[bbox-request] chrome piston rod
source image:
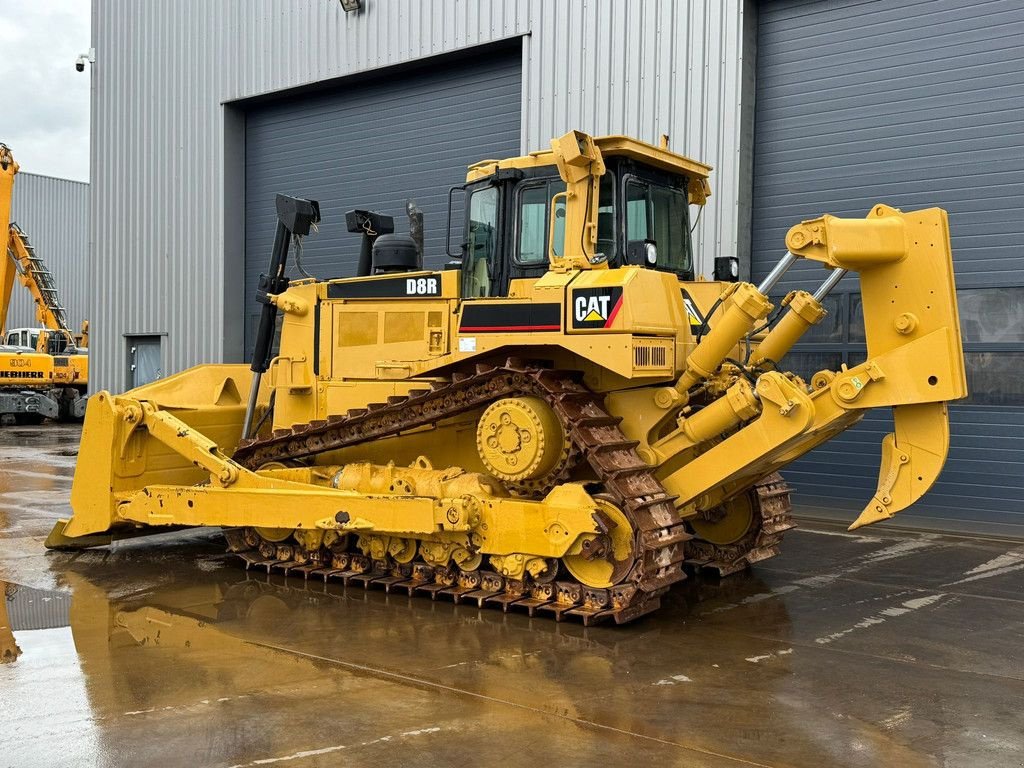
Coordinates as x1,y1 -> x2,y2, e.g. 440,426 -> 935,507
813,268 -> 848,301
757,251 -> 798,295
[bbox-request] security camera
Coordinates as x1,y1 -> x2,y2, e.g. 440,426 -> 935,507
75,48 -> 95,73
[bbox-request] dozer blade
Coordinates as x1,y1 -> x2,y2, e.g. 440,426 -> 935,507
52,364 -> 252,545
850,402 -> 950,530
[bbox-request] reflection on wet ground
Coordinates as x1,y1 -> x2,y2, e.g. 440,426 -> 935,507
1,424 -> 1023,767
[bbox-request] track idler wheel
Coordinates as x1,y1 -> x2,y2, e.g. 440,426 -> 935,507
561,498 -> 636,589
254,527 -> 293,543
686,474 -> 794,575
689,491 -> 756,545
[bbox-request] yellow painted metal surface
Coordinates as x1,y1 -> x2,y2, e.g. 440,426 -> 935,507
475,396 -> 566,482
53,131 -> 967,585
0,350 -> 55,385
7,228 -> 65,332
547,130 -> 607,270
748,290 -> 827,367
57,374 -> 610,584
466,134 -> 712,205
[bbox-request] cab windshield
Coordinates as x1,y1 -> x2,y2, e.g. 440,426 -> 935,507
462,185 -> 499,298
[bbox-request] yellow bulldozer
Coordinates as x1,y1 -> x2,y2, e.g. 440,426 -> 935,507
48,131 -> 966,624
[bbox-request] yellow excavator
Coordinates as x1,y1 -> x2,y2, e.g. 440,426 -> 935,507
48,131 -> 966,624
0,144 -> 88,424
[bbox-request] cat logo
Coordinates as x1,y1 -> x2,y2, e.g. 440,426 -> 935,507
571,287 -> 624,329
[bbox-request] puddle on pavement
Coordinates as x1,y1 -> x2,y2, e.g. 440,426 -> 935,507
4,538 -> 1014,767
1,557 -> 792,727
2,581 -> 72,663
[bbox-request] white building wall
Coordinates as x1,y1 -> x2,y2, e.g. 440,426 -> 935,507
6,172 -> 89,334
90,0 -> 752,391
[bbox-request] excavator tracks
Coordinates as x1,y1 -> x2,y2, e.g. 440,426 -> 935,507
227,360 -> 792,624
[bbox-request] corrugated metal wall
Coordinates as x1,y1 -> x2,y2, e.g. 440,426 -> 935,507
6,173 -> 89,334
90,0 -> 753,392
243,51 -> 522,357
752,0 -> 1024,536
5,585 -> 70,632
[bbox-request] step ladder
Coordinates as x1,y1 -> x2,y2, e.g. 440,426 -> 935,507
8,223 -> 70,332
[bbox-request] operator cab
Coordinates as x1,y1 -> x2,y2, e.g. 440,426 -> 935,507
456,137 -> 709,299
4,327 -> 78,355
4,328 -> 39,351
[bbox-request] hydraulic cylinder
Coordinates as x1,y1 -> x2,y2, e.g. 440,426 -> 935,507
680,379 -> 761,444
749,268 -> 847,367
675,282 -> 771,394
749,291 -> 825,367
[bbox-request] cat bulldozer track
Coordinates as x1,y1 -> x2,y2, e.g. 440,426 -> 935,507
226,361 -> 790,623
48,131 -> 966,625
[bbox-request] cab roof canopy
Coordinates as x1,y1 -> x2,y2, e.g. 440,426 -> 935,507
465,134 -> 713,204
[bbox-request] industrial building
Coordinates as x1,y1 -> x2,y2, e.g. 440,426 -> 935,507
6,172 -> 88,333
85,0 -> 1023,536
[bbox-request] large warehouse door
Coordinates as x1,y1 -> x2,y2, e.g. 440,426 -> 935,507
243,49 -> 522,356
752,0 -> 1024,536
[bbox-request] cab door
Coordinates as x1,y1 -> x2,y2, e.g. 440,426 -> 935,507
504,173 -> 616,285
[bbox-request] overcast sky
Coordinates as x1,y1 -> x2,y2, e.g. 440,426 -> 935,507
0,0 -> 90,181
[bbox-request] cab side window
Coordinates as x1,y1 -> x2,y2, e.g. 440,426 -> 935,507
625,179 -> 650,241
515,181 -> 565,265
517,186 -> 549,265
595,173 -> 616,261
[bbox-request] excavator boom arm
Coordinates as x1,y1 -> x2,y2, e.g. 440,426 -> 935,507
0,145 -> 18,333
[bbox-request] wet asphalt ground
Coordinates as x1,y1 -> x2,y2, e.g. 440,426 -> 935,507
0,424 -> 1022,767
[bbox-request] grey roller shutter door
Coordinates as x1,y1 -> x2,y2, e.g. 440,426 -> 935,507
752,0 -> 1024,536
244,49 -> 522,356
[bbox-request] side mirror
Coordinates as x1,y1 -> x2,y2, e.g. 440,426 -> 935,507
625,239 -> 658,267
714,256 -> 740,282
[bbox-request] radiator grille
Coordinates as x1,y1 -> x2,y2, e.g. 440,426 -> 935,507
633,341 -> 670,370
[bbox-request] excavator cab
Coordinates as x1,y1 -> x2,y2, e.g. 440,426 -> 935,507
459,155 -> 696,299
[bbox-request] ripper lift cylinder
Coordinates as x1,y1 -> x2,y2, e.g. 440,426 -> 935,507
757,251 -> 797,294
243,194 -> 321,440
675,282 -> 772,394
748,269 -> 847,368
